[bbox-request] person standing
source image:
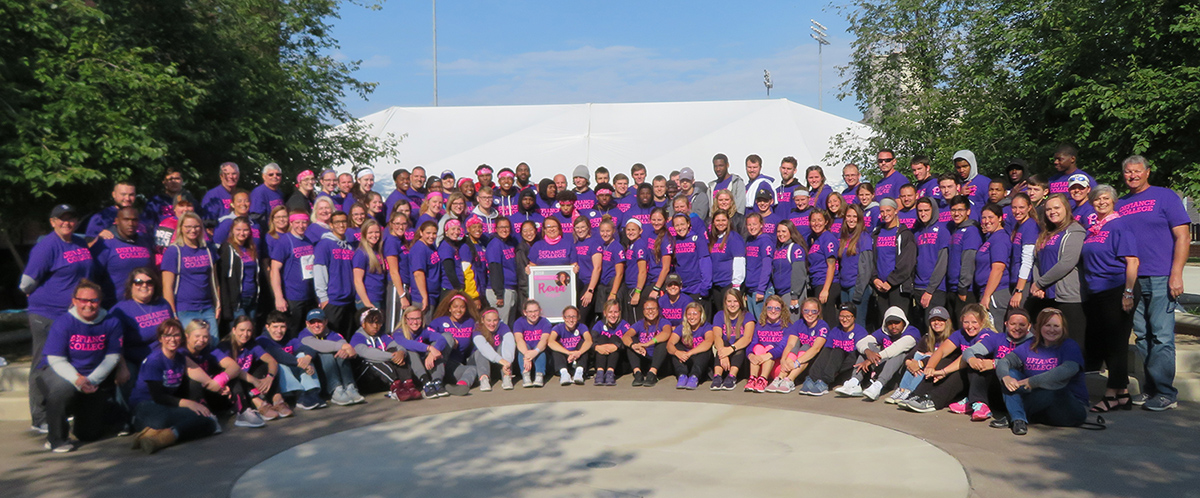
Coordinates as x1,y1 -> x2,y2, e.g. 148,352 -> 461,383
952,150 -> 990,218
872,198 -> 916,321
709,153 -> 747,214
873,149 -> 907,202
162,213 -> 221,338
313,212 -> 357,336
911,156 -> 939,200
20,204 -> 95,433
92,207 -> 154,306
775,157 -> 802,207
1047,144 -> 1096,196
270,210 -> 317,333
144,168 -> 198,228
841,163 -> 862,205
1028,194 -> 1086,363
676,168 -> 710,221
85,181 -> 138,243
286,170 -> 317,212
201,162 -> 241,223
743,154 -> 775,216
1116,155 -> 1190,411
250,163 -> 286,225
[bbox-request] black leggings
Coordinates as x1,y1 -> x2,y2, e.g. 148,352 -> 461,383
1084,285 -> 1135,387
966,368 -> 1002,407
714,348 -> 746,377
592,334 -> 623,371
626,345 -> 669,375
354,359 -> 413,393
814,281 -> 842,326
911,354 -> 968,408
808,347 -> 854,385
552,350 -> 588,373
672,350 -> 713,379
948,291 -> 977,329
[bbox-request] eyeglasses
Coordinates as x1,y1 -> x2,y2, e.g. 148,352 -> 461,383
764,306 -> 782,311
266,173 -> 281,177
132,279 -> 153,286
802,309 -> 820,315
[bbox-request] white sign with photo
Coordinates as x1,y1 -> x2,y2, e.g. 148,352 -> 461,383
528,265 -> 576,323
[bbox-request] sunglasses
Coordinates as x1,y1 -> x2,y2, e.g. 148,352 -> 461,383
764,306 -> 782,311
877,157 -> 895,163
132,279 -> 153,286
802,309 -> 820,315
73,297 -> 100,304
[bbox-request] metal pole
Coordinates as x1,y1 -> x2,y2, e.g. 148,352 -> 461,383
818,43 -> 823,110
432,0 -> 438,106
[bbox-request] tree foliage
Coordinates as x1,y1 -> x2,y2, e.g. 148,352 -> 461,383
0,0 -> 397,230
833,0 -> 1200,197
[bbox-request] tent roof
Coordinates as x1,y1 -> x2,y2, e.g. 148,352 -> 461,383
347,98 -> 872,193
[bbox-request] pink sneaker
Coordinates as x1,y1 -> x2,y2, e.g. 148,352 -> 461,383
948,399 -> 969,414
970,402 -> 992,421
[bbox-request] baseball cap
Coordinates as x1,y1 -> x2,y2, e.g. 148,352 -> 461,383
664,274 -> 683,286
50,204 -> 77,219
678,168 -> 695,181
1068,174 -> 1090,189
306,309 -> 326,322
927,306 -> 950,322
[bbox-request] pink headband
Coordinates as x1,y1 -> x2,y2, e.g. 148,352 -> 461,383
458,178 -> 474,188
476,167 -> 493,175
450,294 -> 467,303
289,213 -> 309,223
296,170 -> 315,182
426,192 -> 443,201
445,220 -> 462,232
498,170 -> 515,179
465,216 -> 483,228
595,187 -> 613,196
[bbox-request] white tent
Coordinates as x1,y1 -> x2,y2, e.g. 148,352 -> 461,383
346,98 -> 873,194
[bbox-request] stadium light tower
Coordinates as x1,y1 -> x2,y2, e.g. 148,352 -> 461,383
764,70 -> 773,97
810,19 -> 830,110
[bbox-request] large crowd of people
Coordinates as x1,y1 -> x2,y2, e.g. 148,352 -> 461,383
19,146 -> 1190,454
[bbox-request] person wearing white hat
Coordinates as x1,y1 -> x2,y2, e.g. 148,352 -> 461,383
1067,174 -> 1096,229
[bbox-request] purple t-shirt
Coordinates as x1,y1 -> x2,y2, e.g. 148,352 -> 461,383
792,319 -> 830,348
111,298 -> 173,363
810,185 -> 834,211
673,323 -> 715,350
897,208 -> 918,230
974,229 -> 1012,293
630,319 -> 669,357
591,320 -> 631,343
249,185 -> 285,218
1072,202 -> 1097,230
775,181 -> 802,206
914,221 -> 950,292
807,231 -> 839,287
671,231 -> 711,294
314,237 -> 356,305
552,323 -> 590,351
874,170 -> 908,202
352,249 -> 387,306
573,190 -> 597,211
658,294 -> 694,326
305,223 -> 331,245
785,207 -> 813,240
825,324 -> 865,352
949,328 -> 994,352
514,317 -> 553,350
595,238 -> 623,286
436,241 -> 461,291
269,233 -> 315,302
92,234 -> 154,303
381,232 -> 411,291
509,210 -> 544,232
1081,216 -> 1138,293
1048,169 -> 1095,195
771,242 -> 806,295
1034,230 -> 1069,300
129,349 -> 186,406
621,238 -> 648,289
408,241 -> 442,304
162,244 -> 216,310
529,238 -> 573,266
1116,186 -> 1190,277
40,312 -> 123,374
914,177 -> 940,200
200,186 -> 235,221
23,234 -> 94,318
713,310 -> 754,346
961,175 -> 991,212
180,344 -> 229,374
874,226 -> 901,282
1009,217 -> 1039,284
1010,339 -> 1088,405
870,325 -> 921,350
947,223 -> 982,293
839,232 -> 874,290
974,332 -> 1019,360
213,218 -> 263,252
485,236 -> 518,289
748,319 -> 792,359
430,316 -> 475,357
743,233 -> 774,294
644,233 -> 674,285
571,236 -> 603,285
220,342 -> 267,371
709,232 -> 745,288
477,322 -> 513,348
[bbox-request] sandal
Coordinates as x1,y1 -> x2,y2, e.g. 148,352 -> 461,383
1091,395 -> 1120,413
1115,393 -> 1133,411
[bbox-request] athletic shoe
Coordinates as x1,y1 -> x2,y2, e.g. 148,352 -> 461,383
274,400 -> 294,418
235,410 -> 266,428
811,380 -> 829,396
948,398 -> 970,414
606,370 -> 617,386
764,377 -> 782,393
989,415 -> 1010,429
330,386 -> 354,406
573,367 -> 586,385
561,372 -> 573,386
885,389 -> 910,405
479,375 -> 492,392
30,423 -> 48,435
863,381 -> 884,401
502,375 -> 515,390
834,378 -> 862,397
722,375 -> 737,391
435,380 -> 449,397
644,373 -> 658,387
533,373 -> 545,388
676,376 -> 689,389
446,381 -> 471,396
521,372 -> 533,388
632,371 -> 645,387
45,440 -> 76,453
422,382 -> 439,399
756,377 -> 769,393
971,402 -> 992,421
905,395 -> 938,413
779,378 -> 796,394
710,374 -> 724,390
594,372 -> 605,386
744,376 -> 757,392
258,404 -> 279,420
797,378 -> 814,396
1011,420 -> 1028,436
1131,392 -> 1151,405
345,384 -> 366,404
685,375 -> 699,390
1144,395 -> 1178,412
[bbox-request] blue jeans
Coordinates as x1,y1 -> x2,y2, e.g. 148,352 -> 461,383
1001,370 -> 1087,426
278,361 -> 321,394
233,295 -> 257,321
517,350 -> 546,376
315,353 -> 355,394
897,352 -> 929,392
178,307 -> 219,341
1132,276 -> 1177,399
839,285 -> 873,327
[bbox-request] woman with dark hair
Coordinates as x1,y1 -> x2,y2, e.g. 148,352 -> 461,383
591,299 -> 630,386
486,218 -> 520,323
349,308 -> 419,401
570,216 -> 604,325
975,204 -> 1012,327
806,165 -> 833,211
459,217 -> 488,304
825,191 -> 848,234
771,221 -> 809,321
641,208 -> 674,303
111,268 -> 174,398
807,209 -> 840,323
129,319 -> 225,454
218,216 -> 260,331
711,288 -> 755,391
380,214 -> 412,327
856,183 -> 880,230
838,204 -> 874,325
471,308 -> 515,391
513,220 -> 540,318
408,221 -> 444,316
669,213 -> 712,318
798,302 -> 867,396
743,213 -> 774,320
510,189 -> 544,231
1007,193 -> 1041,311
623,298 -> 672,387
994,308 -> 1089,435
341,168 -> 375,214
709,189 -> 746,237
219,315 -> 284,421
537,178 -> 559,218
428,292 -> 480,395
708,211 -> 746,307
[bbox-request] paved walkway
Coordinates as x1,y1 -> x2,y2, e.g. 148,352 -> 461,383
3,382 -> 1199,497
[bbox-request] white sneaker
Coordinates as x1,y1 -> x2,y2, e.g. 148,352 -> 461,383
573,367 -> 585,384
45,440 -> 76,453
521,372 -> 532,388
781,378 -> 796,394
835,378 -> 863,397
479,375 -> 492,392
559,368 -> 572,386
235,410 -> 266,428
863,380 -> 884,401
502,375 -> 514,390
533,373 -> 545,387
885,389 -> 909,404
764,377 -> 782,393
330,386 -> 354,406
345,384 -> 366,404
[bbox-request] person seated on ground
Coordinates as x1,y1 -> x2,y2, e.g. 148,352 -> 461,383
37,280 -> 125,453
177,319 -> 262,428
770,298 -> 829,394
992,308 -> 1089,435
948,307 -> 1036,421
428,292 -> 479,396
904,304 -> 997,413
666,302 -> 715,391
623,298 -> 672,387
744,295 -> 794,393
711,288 -> 755,391
798,302 -> 867,396
392,305 -> 453,399
549,306 -> 592,386
470,308 -> 515,391
513,300 -> 553,388
835,306 -> 920,401
297,308 -> 365,406
350,308 -> 419,401
129,319 -> 225,454
590,299 -> 631,386
219,315 -> 286,420
256,311 -> 325,411
888,306 -> 953,405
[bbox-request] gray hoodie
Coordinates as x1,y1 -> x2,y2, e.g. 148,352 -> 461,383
1032,223 -> 1086,303
855,306 -> 917,359
953,149 -> 980,183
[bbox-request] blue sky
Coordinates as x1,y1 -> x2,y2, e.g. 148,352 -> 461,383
329,1 -> 861,122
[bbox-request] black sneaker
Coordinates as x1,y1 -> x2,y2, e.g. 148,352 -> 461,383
1011,420 -> 1028,436
435,380 -> 449,397
988,415 -> 1010,429
632,371 -> 645,387
643,373 -> 658,388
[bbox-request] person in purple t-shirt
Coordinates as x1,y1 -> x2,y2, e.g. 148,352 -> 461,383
513,300 -> 553,387
249,163 -> 286,225
92,207 -> 154,306
548,306 -> 592,386
841,163 -> 862,205
952,150 -> 990,219
799,303 -> 867,396
269,210 -> 316,333
975,204 -> 1012,327
807,209 -> 840,322
128,319 -> 225,454
313,212 -> 358,336
744,295 -> 794,393
162,213 -> 220,339
1047,144 -> 1096,197
1117,155 -> 1190,411
711,289 -> 756,390
667,302 -> 716,390
903,304 -> 994,413
835,306 -> 919,401
872,198 -> 917,321
995,308 -> 1089,435
201,162 -> 240,223
623,298 -> 672,387
873,149 -> 908,202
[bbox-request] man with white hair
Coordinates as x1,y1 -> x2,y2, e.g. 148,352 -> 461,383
201,161 -> 240,222
250,162 -> 286,224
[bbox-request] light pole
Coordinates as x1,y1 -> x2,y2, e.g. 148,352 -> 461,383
810,19 -> 829,110
432,0 -> 438,106
764,70 -> 773,97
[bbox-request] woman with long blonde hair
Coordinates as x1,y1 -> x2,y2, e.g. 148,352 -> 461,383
666,302 -> 715,390
710,288 -> 755,391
